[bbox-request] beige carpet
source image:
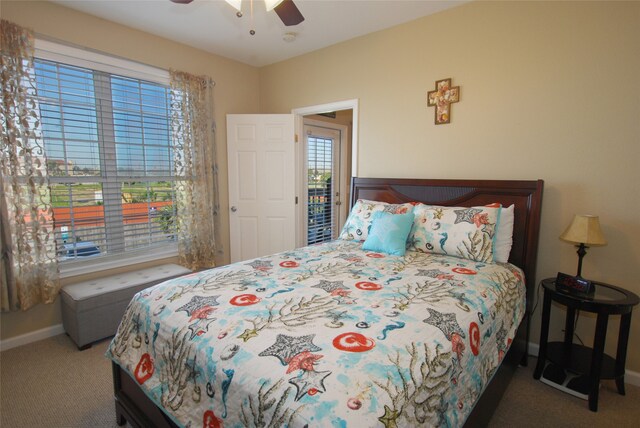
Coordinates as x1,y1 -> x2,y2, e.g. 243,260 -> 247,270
1,334 -> 639,427
0,335 -> 119,427
490,356 -> 640,428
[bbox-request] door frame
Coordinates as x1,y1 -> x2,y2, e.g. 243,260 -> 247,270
302,118 -> 349,244
292,99 -> 359,247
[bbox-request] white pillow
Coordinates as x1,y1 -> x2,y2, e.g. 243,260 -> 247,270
494,204 -> 514,263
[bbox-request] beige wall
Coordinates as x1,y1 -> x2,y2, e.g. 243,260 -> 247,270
260,1 -> 640,371
1,0 -> 260,340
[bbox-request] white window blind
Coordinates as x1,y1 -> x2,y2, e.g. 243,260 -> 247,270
307,136 -> 334,245
32,54 -> 180,265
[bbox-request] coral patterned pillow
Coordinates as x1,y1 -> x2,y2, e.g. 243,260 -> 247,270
339,199 -> 414,242
407,204 -> 502,262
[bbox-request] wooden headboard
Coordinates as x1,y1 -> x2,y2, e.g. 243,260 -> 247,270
350,177 -> 544,309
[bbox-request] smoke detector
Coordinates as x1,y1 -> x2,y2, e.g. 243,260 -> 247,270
283,32 -> 297,42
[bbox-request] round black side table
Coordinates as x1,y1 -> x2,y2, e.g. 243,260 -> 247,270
533,278 -> 639,412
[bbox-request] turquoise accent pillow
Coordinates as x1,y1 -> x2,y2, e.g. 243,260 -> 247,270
339,199 -> 414,242
362,209 -> 415,256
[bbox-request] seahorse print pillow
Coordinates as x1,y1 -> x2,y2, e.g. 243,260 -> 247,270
339,199 -> 414,242
407,204 -> 502,262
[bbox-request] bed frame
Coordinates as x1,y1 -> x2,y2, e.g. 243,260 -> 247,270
112,177 -> 544,428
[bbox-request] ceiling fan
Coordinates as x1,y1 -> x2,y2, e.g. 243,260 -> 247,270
170,0 -> 305,28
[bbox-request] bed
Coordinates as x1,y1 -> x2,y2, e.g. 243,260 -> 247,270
109,177 -> 543,427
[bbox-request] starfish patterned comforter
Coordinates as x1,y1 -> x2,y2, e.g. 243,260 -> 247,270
107,239 -> 526,428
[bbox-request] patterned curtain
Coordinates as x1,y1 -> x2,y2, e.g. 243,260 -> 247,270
1,20 -> 60,312
169,70 -> 221,270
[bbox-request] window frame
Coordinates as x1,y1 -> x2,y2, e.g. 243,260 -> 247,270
34,39 -> 178,279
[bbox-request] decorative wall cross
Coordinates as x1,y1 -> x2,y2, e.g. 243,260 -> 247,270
427,78 -> 460,125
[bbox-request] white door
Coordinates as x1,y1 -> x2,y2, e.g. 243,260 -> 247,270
227,114 -> 295,263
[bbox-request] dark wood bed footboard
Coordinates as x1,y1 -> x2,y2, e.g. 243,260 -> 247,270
463,313 -> 528,427
113,362 -> 178,428
112,177 -> 543,428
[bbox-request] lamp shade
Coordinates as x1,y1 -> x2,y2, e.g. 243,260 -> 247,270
559,215 -> 607,246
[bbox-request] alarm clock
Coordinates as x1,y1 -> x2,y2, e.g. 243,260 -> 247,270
555,272 -> 593,296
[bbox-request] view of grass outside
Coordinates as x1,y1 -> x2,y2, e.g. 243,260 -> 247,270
49,181 -> 174,207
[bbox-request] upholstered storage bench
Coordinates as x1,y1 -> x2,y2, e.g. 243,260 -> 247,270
61,264 -> 191,350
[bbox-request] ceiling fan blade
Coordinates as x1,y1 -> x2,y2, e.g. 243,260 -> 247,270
274,0 -> 305,26
170,0 -> 194,4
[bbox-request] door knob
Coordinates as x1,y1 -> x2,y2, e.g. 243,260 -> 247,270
231,206 -> 237,212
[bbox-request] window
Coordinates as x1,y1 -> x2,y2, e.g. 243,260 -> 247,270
32,42 -> 179,269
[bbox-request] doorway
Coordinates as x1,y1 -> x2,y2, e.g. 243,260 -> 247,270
226,100 -> 358,259
292,99 -> 359,247
304,118 -> 348,244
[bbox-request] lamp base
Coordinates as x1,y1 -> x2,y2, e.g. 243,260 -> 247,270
575,243 -> 588,278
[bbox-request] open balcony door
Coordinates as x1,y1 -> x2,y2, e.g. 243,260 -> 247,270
304,119 -> 349,245
292,99 -> 359,248
226,114 -> 295,263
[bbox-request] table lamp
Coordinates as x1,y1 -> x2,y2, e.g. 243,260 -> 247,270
559,214 -> 607,277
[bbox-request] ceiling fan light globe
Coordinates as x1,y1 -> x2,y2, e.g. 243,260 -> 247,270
225,0 -> 242,12
265,0 -> 285,12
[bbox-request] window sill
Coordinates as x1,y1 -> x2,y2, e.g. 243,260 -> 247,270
59,244 -> 179,279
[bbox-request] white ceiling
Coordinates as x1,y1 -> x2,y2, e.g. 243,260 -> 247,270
53,0 -> 467,67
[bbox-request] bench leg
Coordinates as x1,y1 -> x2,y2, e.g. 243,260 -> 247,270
78,343 -> 92,351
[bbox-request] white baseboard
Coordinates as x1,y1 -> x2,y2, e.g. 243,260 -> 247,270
0,324 -> 65,352
527,341 -> 640,388
528,341 -> 540,357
